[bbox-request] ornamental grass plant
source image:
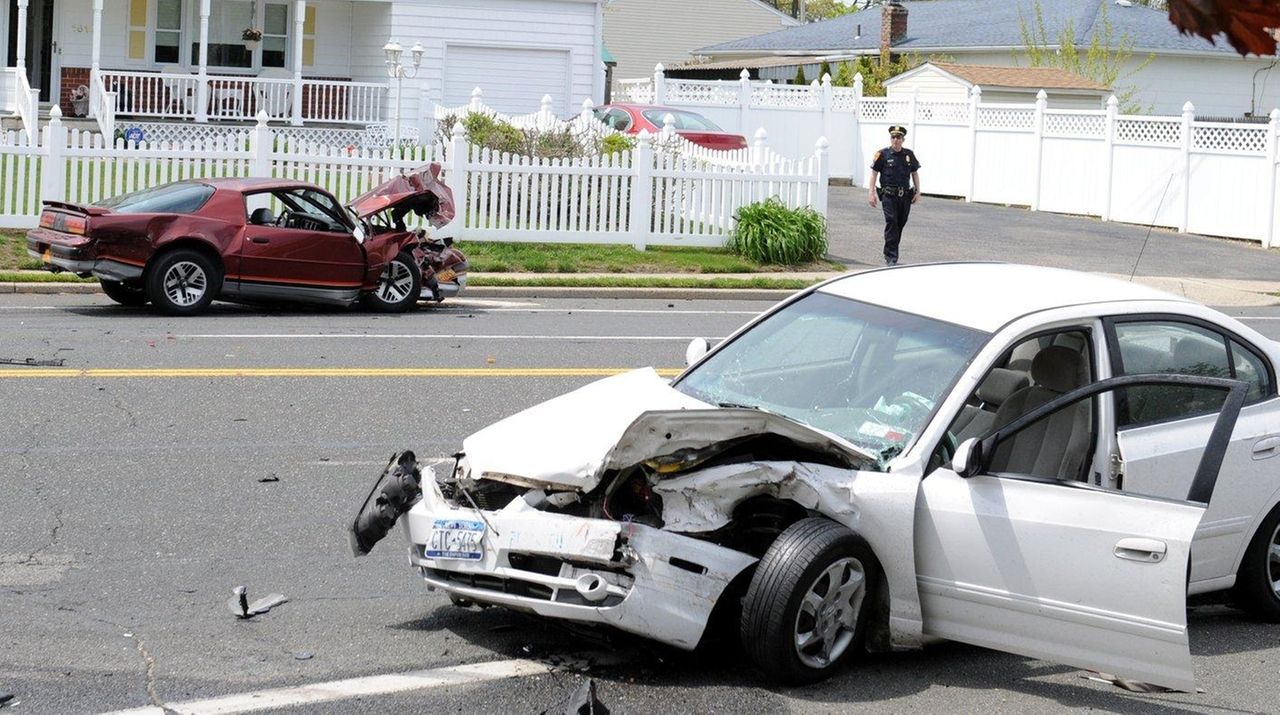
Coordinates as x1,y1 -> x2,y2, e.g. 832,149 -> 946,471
728,198 -> 829,266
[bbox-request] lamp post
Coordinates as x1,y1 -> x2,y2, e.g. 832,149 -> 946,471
383,38 -> 424,150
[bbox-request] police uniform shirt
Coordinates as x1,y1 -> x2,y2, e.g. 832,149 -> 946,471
871,147 -> 921,189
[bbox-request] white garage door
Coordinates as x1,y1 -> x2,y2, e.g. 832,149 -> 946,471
444,45 -> 572,116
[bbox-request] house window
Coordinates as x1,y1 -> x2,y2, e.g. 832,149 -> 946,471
154,0 -> 183,64
191,0 -> 254,69
261,3 -> 288,68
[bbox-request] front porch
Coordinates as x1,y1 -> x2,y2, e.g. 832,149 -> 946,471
4,0 -> 394,138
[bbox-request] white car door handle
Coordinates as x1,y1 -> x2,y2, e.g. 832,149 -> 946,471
1115,538 -> 1168,563
1252,436 -> 1280,460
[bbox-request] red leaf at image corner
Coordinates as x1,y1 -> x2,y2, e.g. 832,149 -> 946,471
1167,0 -> 1280,57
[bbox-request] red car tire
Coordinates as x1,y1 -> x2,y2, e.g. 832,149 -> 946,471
145,248 -> 222,316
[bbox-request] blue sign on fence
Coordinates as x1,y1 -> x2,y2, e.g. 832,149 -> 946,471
123,127 -> 144,145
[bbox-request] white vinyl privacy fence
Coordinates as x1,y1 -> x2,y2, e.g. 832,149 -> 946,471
0,108 -> 829,248
624,66 -> 1280,247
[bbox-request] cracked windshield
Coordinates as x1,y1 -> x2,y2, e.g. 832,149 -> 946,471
675,292 -> 988,461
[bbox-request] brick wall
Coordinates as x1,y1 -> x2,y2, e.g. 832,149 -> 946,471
59,67 -> 91,117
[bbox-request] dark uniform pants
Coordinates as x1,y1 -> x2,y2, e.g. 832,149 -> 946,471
879,187 -> 912,263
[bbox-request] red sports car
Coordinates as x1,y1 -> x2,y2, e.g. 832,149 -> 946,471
593,104 -> 748,151
26,166 -> 462,316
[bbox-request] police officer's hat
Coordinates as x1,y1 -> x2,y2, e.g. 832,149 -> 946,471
888,125 -> 907,137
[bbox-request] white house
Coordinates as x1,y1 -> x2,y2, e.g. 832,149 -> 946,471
693,0 -> 1280,117
885,62 -> 1111,109
602,0 -> 797,84
2,0 -> 604,133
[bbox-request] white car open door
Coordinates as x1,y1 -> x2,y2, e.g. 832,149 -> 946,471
915,375 -> 1247,691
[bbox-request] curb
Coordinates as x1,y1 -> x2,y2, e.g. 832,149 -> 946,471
0,282 -> 800,301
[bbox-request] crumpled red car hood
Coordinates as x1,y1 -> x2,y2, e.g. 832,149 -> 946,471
347,163 -> 456,226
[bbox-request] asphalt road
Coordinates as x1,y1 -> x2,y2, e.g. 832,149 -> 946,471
3,294 -> 1280,715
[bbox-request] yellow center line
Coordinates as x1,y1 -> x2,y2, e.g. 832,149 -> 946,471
0,367 -> 685,379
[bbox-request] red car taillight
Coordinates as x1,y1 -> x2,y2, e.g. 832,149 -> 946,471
39,211 -> 87,235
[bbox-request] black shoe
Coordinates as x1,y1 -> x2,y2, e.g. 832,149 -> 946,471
885,258 -> 898,266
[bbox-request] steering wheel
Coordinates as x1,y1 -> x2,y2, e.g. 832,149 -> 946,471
887,391 -> 934,423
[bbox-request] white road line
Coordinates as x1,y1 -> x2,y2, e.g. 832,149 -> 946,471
0,305 -> 757,316
103,658 -> 553,715
436,307 -> 760,315
177,333 -> 723,341
1236,317 -> 1280,321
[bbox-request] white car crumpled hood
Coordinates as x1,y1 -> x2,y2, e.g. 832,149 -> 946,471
462,367 -> 880,493
461,368 -> 710,491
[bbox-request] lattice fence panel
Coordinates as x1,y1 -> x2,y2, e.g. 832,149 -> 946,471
858,99 -> 909,121
831,88 -> 859,112
750,85 -> 821,109
976,107 -> 1035,130
917,102 -> 970,124
1043,113 -> 1105,138
1115,118 -> 1181,146
125,122 -> 365,149
667,81 -> 739,106
1192,124 -> 1268,154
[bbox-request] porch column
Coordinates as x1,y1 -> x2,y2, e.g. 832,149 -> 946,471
90,0 -> 103,117
196,0 -> 210,122
15,0 -> 27,71
291,0 -> 305,126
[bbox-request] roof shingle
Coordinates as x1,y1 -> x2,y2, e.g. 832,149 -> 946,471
696,0 -> 1238,56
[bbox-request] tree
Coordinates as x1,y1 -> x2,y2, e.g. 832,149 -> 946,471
761,0 -> 872,22
1019,0 -> 1154,112
794,65 -> 808,84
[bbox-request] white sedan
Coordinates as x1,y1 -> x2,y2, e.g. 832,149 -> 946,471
351,263 -> 1280,690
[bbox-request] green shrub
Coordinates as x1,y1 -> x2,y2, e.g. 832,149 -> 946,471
793,65 -> 808,85
728,198 -> 828,265
600,133 -> 635,156
462,113 -> 526,155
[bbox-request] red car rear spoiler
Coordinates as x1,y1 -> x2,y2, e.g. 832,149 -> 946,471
41,200 -> 110,216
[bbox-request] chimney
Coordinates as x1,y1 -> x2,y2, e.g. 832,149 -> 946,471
880,1 -> 908,62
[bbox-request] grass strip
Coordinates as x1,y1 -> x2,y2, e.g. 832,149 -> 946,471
0,271 -> 94,283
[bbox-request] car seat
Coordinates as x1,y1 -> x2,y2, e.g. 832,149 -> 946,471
987,346 -> 1093,480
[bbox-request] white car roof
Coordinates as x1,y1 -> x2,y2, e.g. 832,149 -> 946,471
817,263 -> 1193,332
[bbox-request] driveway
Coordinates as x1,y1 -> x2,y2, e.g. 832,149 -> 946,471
826,186 -> 1280,282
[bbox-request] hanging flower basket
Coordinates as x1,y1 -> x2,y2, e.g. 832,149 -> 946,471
242,27 -> 262,51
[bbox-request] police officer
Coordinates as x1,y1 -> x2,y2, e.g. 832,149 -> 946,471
867,125 -> 922,266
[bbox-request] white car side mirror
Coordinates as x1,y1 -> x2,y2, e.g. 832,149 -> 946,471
951,437 -> 984,478
685,338 -> 709,367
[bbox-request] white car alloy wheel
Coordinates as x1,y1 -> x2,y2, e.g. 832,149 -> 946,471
163,260 -> 208,307
794,556 -> 866,669
377,260 -> 414,303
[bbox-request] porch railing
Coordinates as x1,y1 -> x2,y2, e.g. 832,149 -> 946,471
12,67 -> 38,142
89,71 -> 117,139
98,70 -> 387,126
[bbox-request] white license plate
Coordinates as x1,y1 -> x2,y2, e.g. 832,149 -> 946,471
425,518 -> 485,560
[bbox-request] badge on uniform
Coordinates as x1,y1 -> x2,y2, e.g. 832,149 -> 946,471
905,155 -> 912,165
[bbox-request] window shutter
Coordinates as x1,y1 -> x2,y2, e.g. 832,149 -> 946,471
127,0 -> 148,60
302,6 -> 317,67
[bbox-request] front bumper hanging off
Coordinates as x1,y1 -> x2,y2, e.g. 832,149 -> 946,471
403,463 -> 758,650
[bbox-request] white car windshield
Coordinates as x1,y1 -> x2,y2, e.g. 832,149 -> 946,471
674,292 -> 988,461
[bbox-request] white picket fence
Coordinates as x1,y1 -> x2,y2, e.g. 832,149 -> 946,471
0,109 -> 829,248
621,66 -> 1280,248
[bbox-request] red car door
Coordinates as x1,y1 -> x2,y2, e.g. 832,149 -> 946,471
240,188 -> 365,291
